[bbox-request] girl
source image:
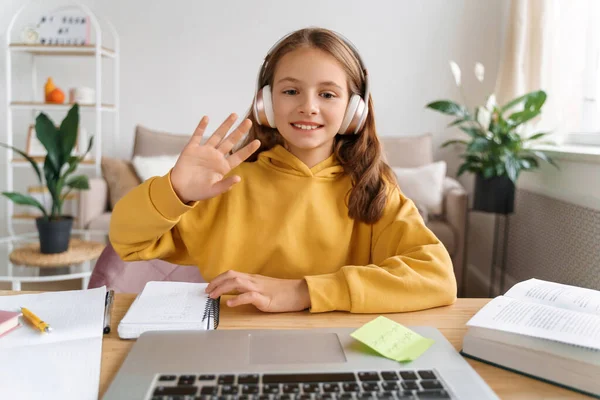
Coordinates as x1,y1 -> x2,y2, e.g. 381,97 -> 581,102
109,27 -> 457,313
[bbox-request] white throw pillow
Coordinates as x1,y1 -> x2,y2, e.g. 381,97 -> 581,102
132,155 -> 179,182
393,161 -> 447,215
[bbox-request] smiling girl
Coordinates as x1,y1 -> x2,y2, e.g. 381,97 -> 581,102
109,27 -> 457,313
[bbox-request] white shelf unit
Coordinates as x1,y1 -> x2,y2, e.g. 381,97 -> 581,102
4,2 -> 119,236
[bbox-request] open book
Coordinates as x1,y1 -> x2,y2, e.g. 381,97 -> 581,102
0,287 -> 107,400
118,281 -> 220,339
462,278 -> 600,398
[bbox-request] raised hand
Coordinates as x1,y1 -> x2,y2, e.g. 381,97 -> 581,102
170,114 -> 260,203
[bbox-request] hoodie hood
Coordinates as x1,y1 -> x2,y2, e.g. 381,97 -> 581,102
258,145 -> 344,179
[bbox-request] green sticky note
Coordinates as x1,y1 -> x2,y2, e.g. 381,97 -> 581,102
350,316 -> 434,362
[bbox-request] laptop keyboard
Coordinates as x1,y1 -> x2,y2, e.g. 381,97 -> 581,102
149,370 -> 452,400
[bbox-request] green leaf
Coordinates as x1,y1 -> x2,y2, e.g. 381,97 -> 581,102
441,139 -> 468,148
519,157 -> 539,169
43,157 -> 60,218
447,118 -> 468,127
59,103 -> 79,163
35,113 -> 60,170
65,175 -> 89,190
496,163 -> 506,176
482,166 -> 495,178
467,137 -> 491,152
456,163 -> 471,177
0,142 -> 43,184
526,132 -> 549,141
425,100 -> 468,117
523,90 -> 547,111
459,126 -> 485,138
505,155 -> 520,183
507,109 -> 541,127
81,136 -> 94,160
532,150 -> 559,169
1,192 -> 47,217
500,90 -> 547,113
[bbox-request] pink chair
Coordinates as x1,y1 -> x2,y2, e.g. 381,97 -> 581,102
88,243 -> 204,293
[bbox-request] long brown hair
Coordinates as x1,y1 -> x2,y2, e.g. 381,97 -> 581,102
239,27 -> 398,224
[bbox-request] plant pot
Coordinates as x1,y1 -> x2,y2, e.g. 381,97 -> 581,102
473,174 -> 515,215
35,216 -> 74,254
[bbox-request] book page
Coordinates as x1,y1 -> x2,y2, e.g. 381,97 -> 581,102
505,278 -> 600,316
0,286 -> 106,349
467,296 -> 600,350
120,281 -> 211,325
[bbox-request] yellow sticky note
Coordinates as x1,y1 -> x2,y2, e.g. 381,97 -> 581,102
350,316 -> 434,362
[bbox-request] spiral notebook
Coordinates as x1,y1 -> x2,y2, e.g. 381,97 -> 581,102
118,281 -> 220,339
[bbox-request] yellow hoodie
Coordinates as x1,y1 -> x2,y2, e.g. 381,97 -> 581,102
109,145 -> 457,313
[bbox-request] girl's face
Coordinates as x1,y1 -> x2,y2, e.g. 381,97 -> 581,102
272,47 -> 350,165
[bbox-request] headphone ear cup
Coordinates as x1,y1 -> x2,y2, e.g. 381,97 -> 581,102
262,86 -> 276,128
338,94 -> 362,135
254,85 -> 276,128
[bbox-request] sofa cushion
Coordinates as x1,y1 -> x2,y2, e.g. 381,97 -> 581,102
380,134 -> 434,168
393,161 -> 447,215
132,154 -> 179,182
133,125 -> 191,157
101,157 -> 142,210
426,220 -> 455,256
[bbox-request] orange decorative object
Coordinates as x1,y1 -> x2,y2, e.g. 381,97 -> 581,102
44,77 -> 56,98
47,88 -> 65,104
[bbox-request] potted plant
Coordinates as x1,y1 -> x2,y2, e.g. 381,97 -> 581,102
426,61 -> 558,214
0,104 -> 93,253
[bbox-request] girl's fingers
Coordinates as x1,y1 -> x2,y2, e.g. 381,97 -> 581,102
210,175 -> 241,196
227,140 -> 261,169
188,116 -> 209,146
208,274 -> 255,299
216,119 -> 253,155
226,292 -> 268,309
205,270 -> 244,293
205,113 -> 238,148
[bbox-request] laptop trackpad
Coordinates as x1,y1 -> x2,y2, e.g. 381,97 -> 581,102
249,332 -> 347,364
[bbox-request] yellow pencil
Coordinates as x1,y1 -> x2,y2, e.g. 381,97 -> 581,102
20,307 -> 52,333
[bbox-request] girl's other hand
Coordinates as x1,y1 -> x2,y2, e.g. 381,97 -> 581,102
170,114 -> 260,203
205,270 -> 312,313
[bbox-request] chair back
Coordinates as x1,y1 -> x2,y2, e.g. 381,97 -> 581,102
88,243 -> 204,293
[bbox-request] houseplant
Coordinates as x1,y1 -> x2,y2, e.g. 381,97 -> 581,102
425,61 -> 558,214
0,103 -> 93,253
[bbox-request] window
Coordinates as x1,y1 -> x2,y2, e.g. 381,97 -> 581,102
570,0 -> 600,145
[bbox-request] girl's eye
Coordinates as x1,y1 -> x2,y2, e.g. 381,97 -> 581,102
320,92 -> 336,99
283,89 -> 298,95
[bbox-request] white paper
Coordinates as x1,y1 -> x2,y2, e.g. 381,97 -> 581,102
505,278 -> 600,316
0,287 -> 106,400
467,296 -> 600,350
118,282 -> 216,339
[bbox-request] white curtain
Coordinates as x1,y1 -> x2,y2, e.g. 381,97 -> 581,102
495,0 -> 591,143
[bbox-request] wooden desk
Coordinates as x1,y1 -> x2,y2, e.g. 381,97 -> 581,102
1,292 -> 591,399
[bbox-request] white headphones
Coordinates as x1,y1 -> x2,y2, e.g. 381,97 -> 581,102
252,30 -> 370,135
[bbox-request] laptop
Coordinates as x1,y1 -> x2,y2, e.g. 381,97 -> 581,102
103,327 -> 499,400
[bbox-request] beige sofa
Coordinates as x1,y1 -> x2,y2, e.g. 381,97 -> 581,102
79,127 -> 467,294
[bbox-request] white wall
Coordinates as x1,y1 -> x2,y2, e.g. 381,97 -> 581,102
0,0 -> 507,236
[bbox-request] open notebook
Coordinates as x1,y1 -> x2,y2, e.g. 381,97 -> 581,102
118,282 -> 220,339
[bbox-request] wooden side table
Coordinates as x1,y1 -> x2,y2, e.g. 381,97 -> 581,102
7,238 -> 105,290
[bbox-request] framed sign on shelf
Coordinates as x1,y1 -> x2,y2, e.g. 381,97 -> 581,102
25,125 -> 46,157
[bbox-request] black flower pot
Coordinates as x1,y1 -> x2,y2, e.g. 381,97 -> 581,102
35,216 -> 74,254
473,174 -> 515,215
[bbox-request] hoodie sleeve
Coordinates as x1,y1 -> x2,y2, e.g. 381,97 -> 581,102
304,188 -> 457,313
109,171 -> 198,265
